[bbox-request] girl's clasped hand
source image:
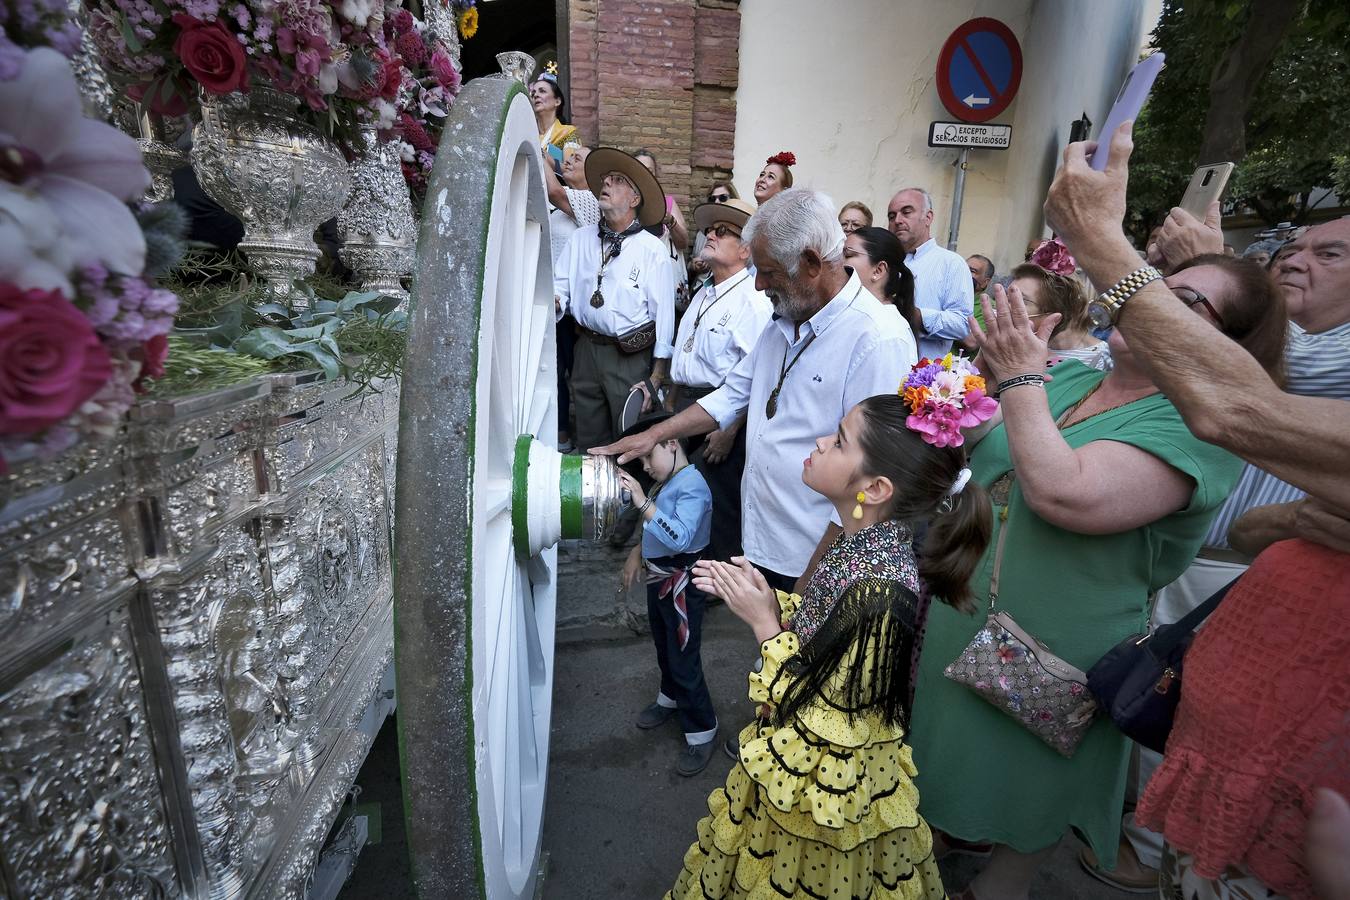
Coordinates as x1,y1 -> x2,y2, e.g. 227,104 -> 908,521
691,557 -> 781,641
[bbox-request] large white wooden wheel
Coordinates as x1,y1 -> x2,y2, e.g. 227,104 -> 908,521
393,77 -> 625,899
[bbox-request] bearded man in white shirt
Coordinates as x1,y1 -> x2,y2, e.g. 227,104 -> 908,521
888,187 -> 974,360
594,188 -> 916,591
646,197 -> 772,561
555,148 -> 675,450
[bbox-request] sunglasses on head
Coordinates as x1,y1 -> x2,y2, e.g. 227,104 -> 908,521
702,223 -> 741,239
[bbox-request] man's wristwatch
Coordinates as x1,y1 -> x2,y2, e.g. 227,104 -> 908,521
1087,265 -> 1164,328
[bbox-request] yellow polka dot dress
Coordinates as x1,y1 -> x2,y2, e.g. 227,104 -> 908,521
667,577 -> 947,900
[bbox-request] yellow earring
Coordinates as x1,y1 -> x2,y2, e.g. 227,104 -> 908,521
852,491 -> 866,520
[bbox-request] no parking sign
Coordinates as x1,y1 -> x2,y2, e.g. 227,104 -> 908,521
936,17 -> 1022,123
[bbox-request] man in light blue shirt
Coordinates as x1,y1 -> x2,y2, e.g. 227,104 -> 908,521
888,187 -> 974,360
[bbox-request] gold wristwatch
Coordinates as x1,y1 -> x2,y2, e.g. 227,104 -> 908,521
1087,265 -> 1164,328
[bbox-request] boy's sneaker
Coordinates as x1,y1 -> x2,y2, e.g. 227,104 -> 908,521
677,737 -> 717,776
635,703 -> 676,730
723,735 -> 740,760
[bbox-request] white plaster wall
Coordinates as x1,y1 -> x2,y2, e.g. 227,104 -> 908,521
734,0 -> 1155,277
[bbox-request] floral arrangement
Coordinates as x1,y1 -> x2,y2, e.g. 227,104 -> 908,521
1,0 -> 83,68
1029,237 -> 1076,276
766,150 -> 796,168
85,0 -> 427,140
0,46 -> 183,467
383,7 -> 461,199
900,353 -> 997,448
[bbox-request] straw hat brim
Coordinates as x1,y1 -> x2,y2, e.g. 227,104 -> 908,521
693,199 -> 754,233
584,148 -> 667,228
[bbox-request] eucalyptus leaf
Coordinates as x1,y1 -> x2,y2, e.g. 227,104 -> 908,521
336,291 -> 386,313
234,327 -> 299,360
252,302 -> 293,320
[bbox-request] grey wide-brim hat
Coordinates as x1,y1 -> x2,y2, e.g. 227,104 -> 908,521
584,147 -> 666,228
693,197 -> 755,233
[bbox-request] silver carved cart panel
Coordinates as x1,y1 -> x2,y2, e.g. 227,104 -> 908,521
0,372 -> 399,899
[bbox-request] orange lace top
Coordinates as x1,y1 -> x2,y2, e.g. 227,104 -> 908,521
1138,539 -> 1350,899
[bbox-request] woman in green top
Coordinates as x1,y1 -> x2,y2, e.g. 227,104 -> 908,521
909,256 -> 1287,900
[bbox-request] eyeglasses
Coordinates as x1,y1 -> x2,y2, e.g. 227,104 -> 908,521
702,223 -> 741,239
709,194 -> 730,203
1172,286 -> 1226,329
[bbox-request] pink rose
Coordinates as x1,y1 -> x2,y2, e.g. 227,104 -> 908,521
0,284 -> 113,435
1030,237 -> 1077,276
172,14 -> 250,95
428,47 -> 460,93
134,333 -> 169,393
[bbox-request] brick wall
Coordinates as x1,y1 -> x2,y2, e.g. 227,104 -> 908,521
567,0 -> 740,213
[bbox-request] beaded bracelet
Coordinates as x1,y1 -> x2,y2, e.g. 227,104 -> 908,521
995,373 -> 1046,395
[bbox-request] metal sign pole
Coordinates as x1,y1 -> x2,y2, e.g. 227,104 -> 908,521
947,147 -> 969,250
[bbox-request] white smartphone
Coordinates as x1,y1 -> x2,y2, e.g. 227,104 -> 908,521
1179,162 -> 1235,219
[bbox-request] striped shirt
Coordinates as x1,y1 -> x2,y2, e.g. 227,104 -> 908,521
1204,320 -> 1350,547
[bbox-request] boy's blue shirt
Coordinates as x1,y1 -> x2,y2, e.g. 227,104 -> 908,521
641,464 -> 713,559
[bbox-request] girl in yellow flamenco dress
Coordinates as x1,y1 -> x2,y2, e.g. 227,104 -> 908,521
676,382 -> 996,900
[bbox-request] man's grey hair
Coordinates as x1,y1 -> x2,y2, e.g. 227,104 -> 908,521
742,188 -> 845,277
896,187 -> 933,215
969,253 -> 995,278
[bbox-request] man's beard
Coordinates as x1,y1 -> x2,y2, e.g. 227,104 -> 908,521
766,282 -> 814,322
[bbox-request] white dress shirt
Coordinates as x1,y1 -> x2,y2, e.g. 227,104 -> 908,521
548,186 -> 601,266
905,237 -> 974,360
699,270 -> 917,576
555,224 -> 675,357
669,268 -> 772,389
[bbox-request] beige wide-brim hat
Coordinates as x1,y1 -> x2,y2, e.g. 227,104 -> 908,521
693,197 -> 756,233
584,147 -> 667,228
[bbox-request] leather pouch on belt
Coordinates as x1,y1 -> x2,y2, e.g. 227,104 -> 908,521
616,320 -> 656,354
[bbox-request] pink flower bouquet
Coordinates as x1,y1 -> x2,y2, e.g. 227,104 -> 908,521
0,46 -> 179,466
899,353 -> 998,448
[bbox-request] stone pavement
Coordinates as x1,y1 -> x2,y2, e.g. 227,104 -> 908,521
338,540 -> 1136,899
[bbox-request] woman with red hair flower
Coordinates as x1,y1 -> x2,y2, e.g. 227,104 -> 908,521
753,151 -> 795,204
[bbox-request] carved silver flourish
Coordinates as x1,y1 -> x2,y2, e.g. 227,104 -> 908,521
190,87 -> 352,306
71,22 -> 116,121
0,604 -> 177,899
423,2 -> 463,68
337,126 -> 415,302
495,51 -> 536,84
136,109 -> 187,203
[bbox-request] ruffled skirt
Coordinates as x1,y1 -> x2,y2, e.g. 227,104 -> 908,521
666,723 -> 946,900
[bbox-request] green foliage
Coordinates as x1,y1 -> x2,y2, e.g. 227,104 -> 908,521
159,249 -> 407,397
1127,0 -> 1350,240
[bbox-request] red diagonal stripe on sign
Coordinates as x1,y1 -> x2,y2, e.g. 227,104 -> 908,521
957,36 -> 1001,100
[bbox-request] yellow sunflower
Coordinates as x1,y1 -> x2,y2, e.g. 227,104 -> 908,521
457,6 -> 478,39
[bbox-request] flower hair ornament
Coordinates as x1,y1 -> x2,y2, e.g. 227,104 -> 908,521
899,353 -> 998,448
1029,237 -> 1077,276
766,150 -> 797,168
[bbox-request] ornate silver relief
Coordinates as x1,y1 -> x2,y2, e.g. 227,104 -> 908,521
0,371 -> 399,899
338,126 -> 416,302
0,601 -> 177,899
190,88 -> 352,306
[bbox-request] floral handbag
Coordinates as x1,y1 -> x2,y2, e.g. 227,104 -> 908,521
943,473 -> 1098,758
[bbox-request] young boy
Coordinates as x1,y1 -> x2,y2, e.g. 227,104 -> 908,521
616,413 -> 718,776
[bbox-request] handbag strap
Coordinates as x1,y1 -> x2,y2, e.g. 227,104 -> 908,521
1148,575 -> 1242,656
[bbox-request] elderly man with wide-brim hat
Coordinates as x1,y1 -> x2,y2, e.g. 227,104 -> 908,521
651,196 -> 771,562
555,147 -> 674,454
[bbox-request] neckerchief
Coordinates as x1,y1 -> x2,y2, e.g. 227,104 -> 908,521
599,216 -> 644,258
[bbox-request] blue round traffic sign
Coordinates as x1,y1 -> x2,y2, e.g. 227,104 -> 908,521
936,18 -> 1023,124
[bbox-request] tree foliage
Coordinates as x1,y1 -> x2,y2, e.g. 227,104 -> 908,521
1126,0 -> 1350,241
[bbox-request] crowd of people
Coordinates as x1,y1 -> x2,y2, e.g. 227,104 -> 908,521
534,65 -> 1349,900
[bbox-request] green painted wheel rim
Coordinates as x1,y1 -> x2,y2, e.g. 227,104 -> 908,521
511,434 -> 532,558
559,454 -> 583,539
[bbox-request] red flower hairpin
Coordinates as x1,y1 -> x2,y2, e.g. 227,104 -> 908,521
766,151 -> 796,167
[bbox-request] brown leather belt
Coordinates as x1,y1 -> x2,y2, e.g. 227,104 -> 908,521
576,324 -> 619,346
